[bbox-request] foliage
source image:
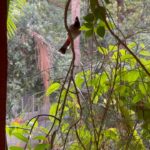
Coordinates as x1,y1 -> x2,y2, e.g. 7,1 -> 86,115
7,0 -> 150,149
7,0 -> 71,119
7,0 -> 26,38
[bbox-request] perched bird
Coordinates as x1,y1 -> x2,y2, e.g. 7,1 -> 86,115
59,17 -> 81,54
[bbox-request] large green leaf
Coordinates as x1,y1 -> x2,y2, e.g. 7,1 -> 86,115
139,83 -> 148,95
46,82 -> 60,96
123,70 -> 140,83
12,132 -> 28,142
9,146 -> 24,150
75,72 -> 84,88
140,50 -> 150,56
96,25 -> 105,37
34,144 -> 50,150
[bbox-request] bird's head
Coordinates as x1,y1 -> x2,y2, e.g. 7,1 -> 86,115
74,16 -> 80,28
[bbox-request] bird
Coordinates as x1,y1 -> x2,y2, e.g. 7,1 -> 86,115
59,17 -> 81,54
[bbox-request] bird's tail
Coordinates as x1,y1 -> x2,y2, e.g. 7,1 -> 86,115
59,37 -> 70,54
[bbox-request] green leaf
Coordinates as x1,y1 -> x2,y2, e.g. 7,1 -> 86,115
93,95 -> 99,104
132,95 -> 141,104
140,58 -> 150,67
139,83 -> 147,95
96,25 -> 105,37
49,103 -> 60,123
75,72 -> 84,88
61,123 -> 69,133
28,118 -> 38,128
140,50 -> 150,56
60,89 -> 67,100
119,49 -> 126,56
80,25 -> 90,31
80,22 -> 93,31
94,6 -> 106,21
77,126 -> 91,145
34,144 -> 50,150
121,54 -> 133,61
119,85 -> 126,96
46,82 -> 60,96
123,70 -> 140,82
6,126 -> 13,136
103,128 -> 119,141
7,0 -> 26,39
98,47 -> 108,55
109,45 -> 118,51
112,51 -> 118,59
40,126 -> 49,134
12,132 -> 28,142
49,103 -> 58,116
83,13 -> 94,22
85,29 -> 93,37
140,43 -> 145,49
69,91 -> 76,99
127,42 -> 136,49
9,146 -> 24,150
33,135 -> 46,141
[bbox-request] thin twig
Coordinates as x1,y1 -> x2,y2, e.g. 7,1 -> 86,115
24,115 -> 39,149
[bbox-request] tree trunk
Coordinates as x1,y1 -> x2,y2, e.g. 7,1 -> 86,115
71,0 -> 80,66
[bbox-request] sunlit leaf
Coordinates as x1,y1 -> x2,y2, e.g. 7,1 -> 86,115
123,70 -> 140,82
140,43 -> 145,49
75,72 -> 84,88
140,50 -> 150,56
140,58 -> 150,67
103,128 -> 119,141
112,51 -> 118,59
139,83 -> 147,95
12,132 -> 28,142
9,146 -> 24,150
77,125 -> 91,145
80,22 -> 93,31
61,123 -> 69,133
46,82 -> 60,96
60,89 -> 67,100
121,54 -> 133,61
98,47 -> 108,55
6,126 -> 13,136
119,49 -> 126,56
34,144 -> 50,150
49,103 -> 58,116
28,118 -> 38,128
93,95 -> 99,104
33,135 -> 46,141
127,42 -> 136,49
132,95 -> 141,104
109,45 -> 118,51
